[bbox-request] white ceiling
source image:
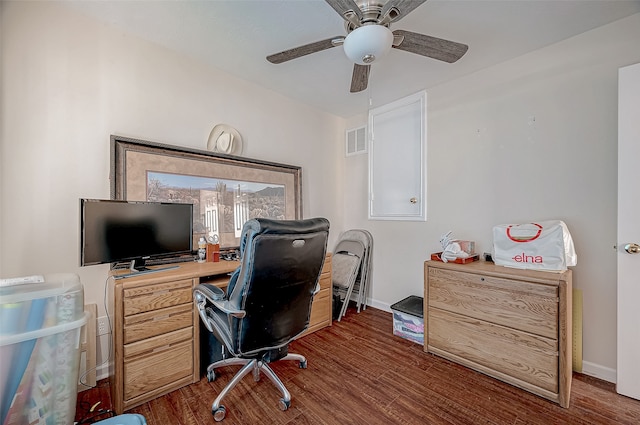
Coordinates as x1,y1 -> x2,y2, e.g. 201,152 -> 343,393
64,0 -> 640,118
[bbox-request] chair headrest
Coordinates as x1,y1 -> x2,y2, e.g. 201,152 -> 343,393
244,218 -> 329,235
239,218 -> 329,256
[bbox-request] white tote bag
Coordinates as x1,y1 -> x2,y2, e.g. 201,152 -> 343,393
492,220 -> 577,271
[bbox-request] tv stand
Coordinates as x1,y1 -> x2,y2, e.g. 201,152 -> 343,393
129,258 -> 149,273
113,264 -> 180,280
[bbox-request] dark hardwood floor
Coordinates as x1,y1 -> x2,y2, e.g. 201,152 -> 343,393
75,306 -> 640,425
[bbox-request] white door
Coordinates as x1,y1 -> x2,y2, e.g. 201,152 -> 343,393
368,91 -> 426,221
617,62 -> 640,400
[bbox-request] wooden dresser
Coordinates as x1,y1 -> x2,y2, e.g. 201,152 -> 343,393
424,260 -> 572,408
109,254 -> 332,414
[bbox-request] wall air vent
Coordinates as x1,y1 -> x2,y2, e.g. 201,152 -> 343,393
346,125 -> 367,156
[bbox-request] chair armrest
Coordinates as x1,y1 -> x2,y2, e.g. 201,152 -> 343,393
194,283 -> 246,319
194,283 -> 225,301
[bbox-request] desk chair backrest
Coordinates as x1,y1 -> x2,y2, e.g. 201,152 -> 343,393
226,217 -> 329,357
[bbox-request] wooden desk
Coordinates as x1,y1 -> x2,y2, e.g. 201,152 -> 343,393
109,255 -> 332,413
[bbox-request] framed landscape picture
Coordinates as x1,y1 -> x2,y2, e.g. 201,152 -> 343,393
110,135 -> 302,249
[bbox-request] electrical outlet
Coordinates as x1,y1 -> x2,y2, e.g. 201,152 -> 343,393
97,316 -> 110,336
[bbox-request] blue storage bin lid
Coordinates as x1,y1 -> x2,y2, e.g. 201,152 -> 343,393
0,273 -> 82,303
0,273 -> 84,336
93,414 -> 147,425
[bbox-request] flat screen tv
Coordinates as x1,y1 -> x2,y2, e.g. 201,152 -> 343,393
80,198 -> 193,273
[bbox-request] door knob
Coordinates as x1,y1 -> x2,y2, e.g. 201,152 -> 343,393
624,243 -> 640,254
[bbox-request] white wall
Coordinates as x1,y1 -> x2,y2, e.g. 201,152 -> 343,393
344,13 -> 640,381
1,1 -> 345,376
3,1 -> 639,384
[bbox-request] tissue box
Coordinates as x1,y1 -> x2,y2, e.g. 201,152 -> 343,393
457,240 -> 476,255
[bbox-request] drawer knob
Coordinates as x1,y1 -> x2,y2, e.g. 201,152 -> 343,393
480,277 -> 485,281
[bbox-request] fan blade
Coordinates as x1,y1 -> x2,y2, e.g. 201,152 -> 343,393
350,64 -> 370,93
380,0 -> 428,24
267,37 -> 343,64
393,34 -> 405,47
325,0 -> 362,20
392,29 -> 468,63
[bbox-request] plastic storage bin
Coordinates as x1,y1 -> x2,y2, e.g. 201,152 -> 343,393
390,295 -> 424,344
0,273 -> 86,425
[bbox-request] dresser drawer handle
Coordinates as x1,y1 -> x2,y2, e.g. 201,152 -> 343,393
152,344 -> 171,353
480,277 -> 485,281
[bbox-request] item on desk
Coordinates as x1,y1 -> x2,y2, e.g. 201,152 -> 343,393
206,243 -> 220,263
438,231 -> 475,263
197,238 -> 207,263
220,249 -> 240,261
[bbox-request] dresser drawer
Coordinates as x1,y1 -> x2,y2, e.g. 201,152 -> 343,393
428,268 -> 558,339
123,279 -> 193,315
429,308 -> 558,393
124,337 -> 193,400
123,303 -> 193,344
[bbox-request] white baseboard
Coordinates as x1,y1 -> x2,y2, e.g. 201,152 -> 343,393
96,363 -> 110,382
582,360 -> 616,383
367,298 -> 391,312
94,332 -> 112,382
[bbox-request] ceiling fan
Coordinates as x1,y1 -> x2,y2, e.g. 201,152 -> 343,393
266,0 -> 469,93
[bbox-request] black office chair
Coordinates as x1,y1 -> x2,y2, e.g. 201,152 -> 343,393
193,217 -> 329,421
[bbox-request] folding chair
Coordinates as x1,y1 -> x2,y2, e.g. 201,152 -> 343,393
332,237 -> 366,321
336,230 -> 373,313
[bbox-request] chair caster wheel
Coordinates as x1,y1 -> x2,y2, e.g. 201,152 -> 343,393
213,405 -> 226,421
278,398 -> 290,411
207,370 -> 216,382
299,359 -> 307,369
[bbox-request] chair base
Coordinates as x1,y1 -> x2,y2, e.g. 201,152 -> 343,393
205,353 -> 307,421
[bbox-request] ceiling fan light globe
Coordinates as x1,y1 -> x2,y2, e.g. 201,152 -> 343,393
343,25 -> 393,65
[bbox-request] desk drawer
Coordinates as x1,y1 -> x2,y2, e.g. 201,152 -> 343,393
322,253 -> 332,273
124,303 -> 193,344
318,254 -> 332,290
429,308 -> 558,393
124,337 -> 193,400
124,327 -> 192,358
309,288 -> 331,326
123,279 -> 192,315
318,270 -> 332,291
428,268 -> 558,339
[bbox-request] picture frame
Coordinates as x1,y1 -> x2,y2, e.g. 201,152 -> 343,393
110,135 -> 302,249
